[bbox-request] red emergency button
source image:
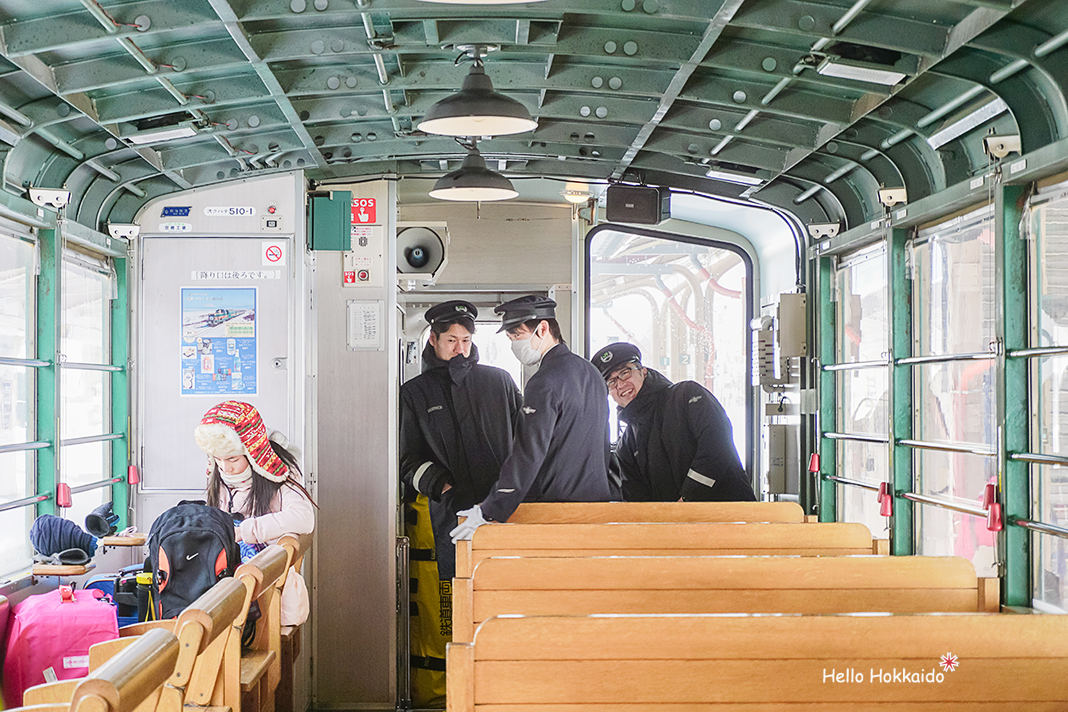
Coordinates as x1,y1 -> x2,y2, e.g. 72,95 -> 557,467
268,205 -> 277,214
357,269 -> 370,282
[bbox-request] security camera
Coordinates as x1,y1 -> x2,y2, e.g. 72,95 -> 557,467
29,187 -> 71,209
878,188 -> 907,207
808,222 -> 840,239
107,223 -> 139,240
983,134 -> 1021,159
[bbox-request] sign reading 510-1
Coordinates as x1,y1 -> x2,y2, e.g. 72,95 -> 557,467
205,206 -> 256,217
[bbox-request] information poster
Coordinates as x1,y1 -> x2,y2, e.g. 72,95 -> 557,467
180,287 -> 257,396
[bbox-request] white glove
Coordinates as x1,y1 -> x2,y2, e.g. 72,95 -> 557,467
450,505 -> 489,544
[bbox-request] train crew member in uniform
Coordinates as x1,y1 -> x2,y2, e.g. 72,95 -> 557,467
399,300 -> 522,579
195,400 -> 315,625
451,296 -> 615,542
592,342 -> 756,502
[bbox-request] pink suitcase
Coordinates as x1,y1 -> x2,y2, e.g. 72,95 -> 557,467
2,585 -> 119,707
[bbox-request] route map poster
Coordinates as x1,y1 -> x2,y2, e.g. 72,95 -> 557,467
180,287 -> 258,396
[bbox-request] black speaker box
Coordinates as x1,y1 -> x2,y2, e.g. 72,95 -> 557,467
605,185 -> 670,224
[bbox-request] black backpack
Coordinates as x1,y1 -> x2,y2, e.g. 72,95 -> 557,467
147,501 -> 241,619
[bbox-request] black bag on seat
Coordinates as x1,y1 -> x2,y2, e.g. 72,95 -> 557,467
147,501 -> 240,619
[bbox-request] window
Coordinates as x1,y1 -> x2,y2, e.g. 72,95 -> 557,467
587,227 -> 750,458
832,242 -> 889,537
910,207 -> 997,575
0,233 -> 37,575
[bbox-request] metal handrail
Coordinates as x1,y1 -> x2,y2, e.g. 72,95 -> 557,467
824,432 -> 891,444
60,362 -> 123,372
0,493 -> 50,514
898,439 -> 996,457
69,477 -> 123,495
0,441 -> 49,455
60,433 -> 123,448
901,492 -> 987,518
896,352 -> 995,366
0,356 -> 51,368
1009,517 -> 1068,540
823,475 -> 881,492
1008,346 -> 1068,358
1010,452 -> 1068,467
822,360 -> 889,372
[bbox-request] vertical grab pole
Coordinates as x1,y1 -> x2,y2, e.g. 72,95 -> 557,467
396,536 -> 411,712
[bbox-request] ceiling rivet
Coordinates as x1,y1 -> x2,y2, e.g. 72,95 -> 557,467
643,0 -> 659,13
248,116 -> 260,128
56,103 -> 70,117
346,77 -> 358,88
226,119 -> 239,130
217,171 -> 226,180
357,106 -> 368,116
798,15 -> 816,31
570,132 -> 580,141
709,119 -> 722,130
623,41 -> 638,55
328,77 -> 341,90
580,106 -> 592,117
311,40 -> 325,54
608,77 -> 622,90
314,135 -> 325,146
595,106 -> 608,118
826,142 -> 839,154
352,133 -> 363,142
203,90 -> 216,103
248,144 -> 258,154
134,15 -> 150,31
299,110 -> 310,121
621,0 -> 636,10
367,132 -> 377,141
297,158 -> 306,166
283,159 -> 293,168
687,143 -> 699,154
592,149 -> 601,157
732,90 -> 747,103
290,0 -> 306,11
877,106 -> 893,119
592,76 -> 604,88
342,147 -> 352,158
762,58 -> 777,72
331,39 -> 344,52
105,138 -> 118,151
314,0 -> 328,9
269,142 -> 280,152
604,41 -> 617,54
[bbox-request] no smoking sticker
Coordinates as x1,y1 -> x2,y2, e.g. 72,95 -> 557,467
261,241 -> 286,266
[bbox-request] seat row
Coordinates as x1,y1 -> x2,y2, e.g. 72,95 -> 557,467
9,533 -> 311,712
447,501 -> 1068,710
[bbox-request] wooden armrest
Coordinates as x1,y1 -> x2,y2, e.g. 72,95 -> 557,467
71,628 -> 179,712
280,626 -> 297,643
277,533 -> 313,572
239,650 -> 277,691
119,621 -> 175,637
32,562 -> 95,576
235,546 -> 288,600
178,578 -> 247,653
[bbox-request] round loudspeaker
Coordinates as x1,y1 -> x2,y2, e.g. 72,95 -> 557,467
397,227 -> 445,274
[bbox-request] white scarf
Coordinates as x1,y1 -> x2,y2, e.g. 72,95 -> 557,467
220,468 -> 253,490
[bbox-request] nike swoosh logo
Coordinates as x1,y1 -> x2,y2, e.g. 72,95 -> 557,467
689,396 -> 702,404
498,488 -> 515,493
186,553 -> 199,560
522,406 -> 536,414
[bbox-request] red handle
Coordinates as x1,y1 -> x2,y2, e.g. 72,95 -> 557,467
56,483 -> 72,508
808,453 -> 820,473
982,482 -> 996,510
128,464 -> 140,485
987,502 -> 1003,532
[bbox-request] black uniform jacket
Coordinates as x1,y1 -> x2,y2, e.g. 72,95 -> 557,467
481,343 -> 614,523
399,342 -> 522,511
617,369 -> 755,502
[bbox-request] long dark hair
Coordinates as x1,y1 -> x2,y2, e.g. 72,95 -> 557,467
206,440 -> 317,517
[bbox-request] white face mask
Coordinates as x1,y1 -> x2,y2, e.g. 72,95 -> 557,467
510,330 -> 544,366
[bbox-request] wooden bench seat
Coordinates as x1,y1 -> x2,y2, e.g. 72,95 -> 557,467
453,554 -> 999,642
448,613 -> 1068,710
274,533 -> 312,712
17,628 -> 179,712
505,500 -> 806,523
456,521 -> 884,578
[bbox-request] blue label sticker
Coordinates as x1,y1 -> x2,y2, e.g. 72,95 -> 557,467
162,206 -> 191,217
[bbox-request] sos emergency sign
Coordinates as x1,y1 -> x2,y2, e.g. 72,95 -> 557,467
351,198 -> 377,224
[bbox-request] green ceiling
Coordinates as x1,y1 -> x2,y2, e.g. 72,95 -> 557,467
0,0 -> 1061,230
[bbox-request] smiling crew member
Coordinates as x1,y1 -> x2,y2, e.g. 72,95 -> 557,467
399,300 -> 521,577
592,342 -> 755,502
450,296 -> 614,541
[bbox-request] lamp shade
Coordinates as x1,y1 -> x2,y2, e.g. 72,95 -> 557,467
418,65 -> 537,137
429,149 -> 518,202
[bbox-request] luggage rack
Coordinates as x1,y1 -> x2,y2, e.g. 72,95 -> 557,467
31,533 -> 146,579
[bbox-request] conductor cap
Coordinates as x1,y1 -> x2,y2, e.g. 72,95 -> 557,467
425,300 -> 477,326
494,295 -> 556,333
591,342 -> 642,379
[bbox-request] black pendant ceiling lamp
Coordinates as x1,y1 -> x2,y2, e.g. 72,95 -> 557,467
418,49 -> 537,138
429,142 -> 518,202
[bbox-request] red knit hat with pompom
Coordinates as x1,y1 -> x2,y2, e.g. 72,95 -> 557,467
194,401 -> 288,482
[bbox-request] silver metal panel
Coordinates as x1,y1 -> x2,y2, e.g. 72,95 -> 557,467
138,235 -> 293,490
313,180 -> 397,708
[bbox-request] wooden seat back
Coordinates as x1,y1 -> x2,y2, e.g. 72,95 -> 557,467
71,627 -> 178,712
456,521 -> 879,578
277,533 -> 312,582
448,613 -> 1068,710
453,555 -> 999,642
506,500 -> 806,523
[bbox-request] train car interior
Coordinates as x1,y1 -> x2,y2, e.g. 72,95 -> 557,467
1,0 -> 1068,709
